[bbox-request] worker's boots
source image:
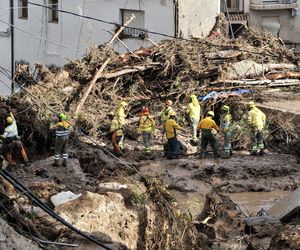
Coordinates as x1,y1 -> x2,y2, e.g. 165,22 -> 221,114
62,159 -> 68,167
52,159 -> 60,167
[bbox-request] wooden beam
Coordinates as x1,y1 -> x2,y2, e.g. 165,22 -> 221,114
75,58 -> 111,114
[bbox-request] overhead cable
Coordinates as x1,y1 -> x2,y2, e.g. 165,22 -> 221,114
0,19 -> 81,52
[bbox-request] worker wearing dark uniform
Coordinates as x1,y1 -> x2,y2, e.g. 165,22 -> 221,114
53,113 -> 70,166
197,111 -> 220,159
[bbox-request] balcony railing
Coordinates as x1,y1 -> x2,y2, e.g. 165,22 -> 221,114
251,0 -> 298,10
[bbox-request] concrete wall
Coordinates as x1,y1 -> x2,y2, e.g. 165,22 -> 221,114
0,1 -> 12,96
11,0 -> 175,69
249,1 -> 300,46
244,0 -> 250,13
178,0 -> 220,38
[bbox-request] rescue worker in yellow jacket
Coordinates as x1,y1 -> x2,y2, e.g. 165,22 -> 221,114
1,112 -> 29,166
247,101 -> 266,156
197,111 -> 220,159
186,94 -> 201,143
220,105 -> 233,158
109,112 -> 124,156
115,101 -> 128,149
52,113 -> 70,166
116,101 -> 128,126
160,100 -> 174,124
138,107 -> 156,154
165,110 -> 182,159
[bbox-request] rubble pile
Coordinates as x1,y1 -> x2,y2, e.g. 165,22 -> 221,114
7,27 -> 298,151
0,24 -> 299,249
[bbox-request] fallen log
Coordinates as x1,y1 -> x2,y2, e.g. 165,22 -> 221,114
102,63 -> 161,79
75,58 -> 111,115
266,71 -> 300,80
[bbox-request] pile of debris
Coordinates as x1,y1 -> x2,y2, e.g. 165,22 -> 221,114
5,26 -> 298,156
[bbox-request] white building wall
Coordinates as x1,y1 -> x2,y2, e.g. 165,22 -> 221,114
178,0 -> 220,38
13,0 -> 175,69
0,1 -> 12,96
249,0 -> 300,48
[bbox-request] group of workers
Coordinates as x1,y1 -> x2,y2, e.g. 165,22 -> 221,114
0,95 -> 266,167
0,110 -> 70,168
109,96 -> 267,160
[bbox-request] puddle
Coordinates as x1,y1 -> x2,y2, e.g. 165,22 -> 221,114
228,190 -> 290,216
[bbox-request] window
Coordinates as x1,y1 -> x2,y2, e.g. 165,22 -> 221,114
121,9 -> 145,38
226,0 -> 240,12
48,0 -> 59,23
18,0 -> 28,19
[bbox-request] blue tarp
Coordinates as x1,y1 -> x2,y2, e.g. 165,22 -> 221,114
199,89 -> 252,101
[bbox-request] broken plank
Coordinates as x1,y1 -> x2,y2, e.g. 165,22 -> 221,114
102,63 -> 161,79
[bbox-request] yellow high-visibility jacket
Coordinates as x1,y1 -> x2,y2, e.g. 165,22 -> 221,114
116,107 -> 126,126
160,107 -> 174,123
110,118 -> 123,136
247,107 -> 266,131
165,118 -> 181,139
139,114 -> 155,133
54,121 -> 70,137
186,96 -> 200,121
198,117 -> 220,131
220,113 -> 232,132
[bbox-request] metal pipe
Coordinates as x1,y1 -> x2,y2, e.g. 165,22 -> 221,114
32,237 -> 79,247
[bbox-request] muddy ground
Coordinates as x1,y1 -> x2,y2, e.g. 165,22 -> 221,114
1,125 -> 298,249
1,20 -> 300,248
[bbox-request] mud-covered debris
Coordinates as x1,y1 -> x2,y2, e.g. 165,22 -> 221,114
270,224 -> 300,250
268,187 -> 300,223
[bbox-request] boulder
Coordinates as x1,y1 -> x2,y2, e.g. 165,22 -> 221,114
0,218 -> 41,250
55,191 -> 139,249
51,191 -> 82,207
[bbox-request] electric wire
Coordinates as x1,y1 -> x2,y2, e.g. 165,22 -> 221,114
0,19 -> 80,53
24,0 -> 179,40
21,0 -> 282,58
0,169 -> 112,250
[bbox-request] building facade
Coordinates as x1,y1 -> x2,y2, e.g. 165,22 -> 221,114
249,0 -> 300,49
0,0 -> 220,96
220,0 -> 250,37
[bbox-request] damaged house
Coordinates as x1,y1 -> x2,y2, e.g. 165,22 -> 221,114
0,0 -> 220,96
249,0 -> 300,49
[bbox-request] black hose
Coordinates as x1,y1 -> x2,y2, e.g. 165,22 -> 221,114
0,170 -> 111,250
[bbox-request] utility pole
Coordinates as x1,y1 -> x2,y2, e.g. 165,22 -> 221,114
10,0 -> 14,94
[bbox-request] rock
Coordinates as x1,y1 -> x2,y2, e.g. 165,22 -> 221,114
268,187 -> 300,223
29,181 -> 65,200
51,191 -> 82,207
244,216 -> 282,238
98,182 -> 128,190
270,224 -> 300,249
55,191 -> 139,249
0,218 -> 41,249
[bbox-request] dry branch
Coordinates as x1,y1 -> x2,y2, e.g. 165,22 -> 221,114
107,14 -> 135,46
75,58 -> 111,114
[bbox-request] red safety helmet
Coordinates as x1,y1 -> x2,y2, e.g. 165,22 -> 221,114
141,106 -> 149,114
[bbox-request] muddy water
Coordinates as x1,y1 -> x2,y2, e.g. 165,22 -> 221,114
228,190 -> 289,216
138,154 -> 298,219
